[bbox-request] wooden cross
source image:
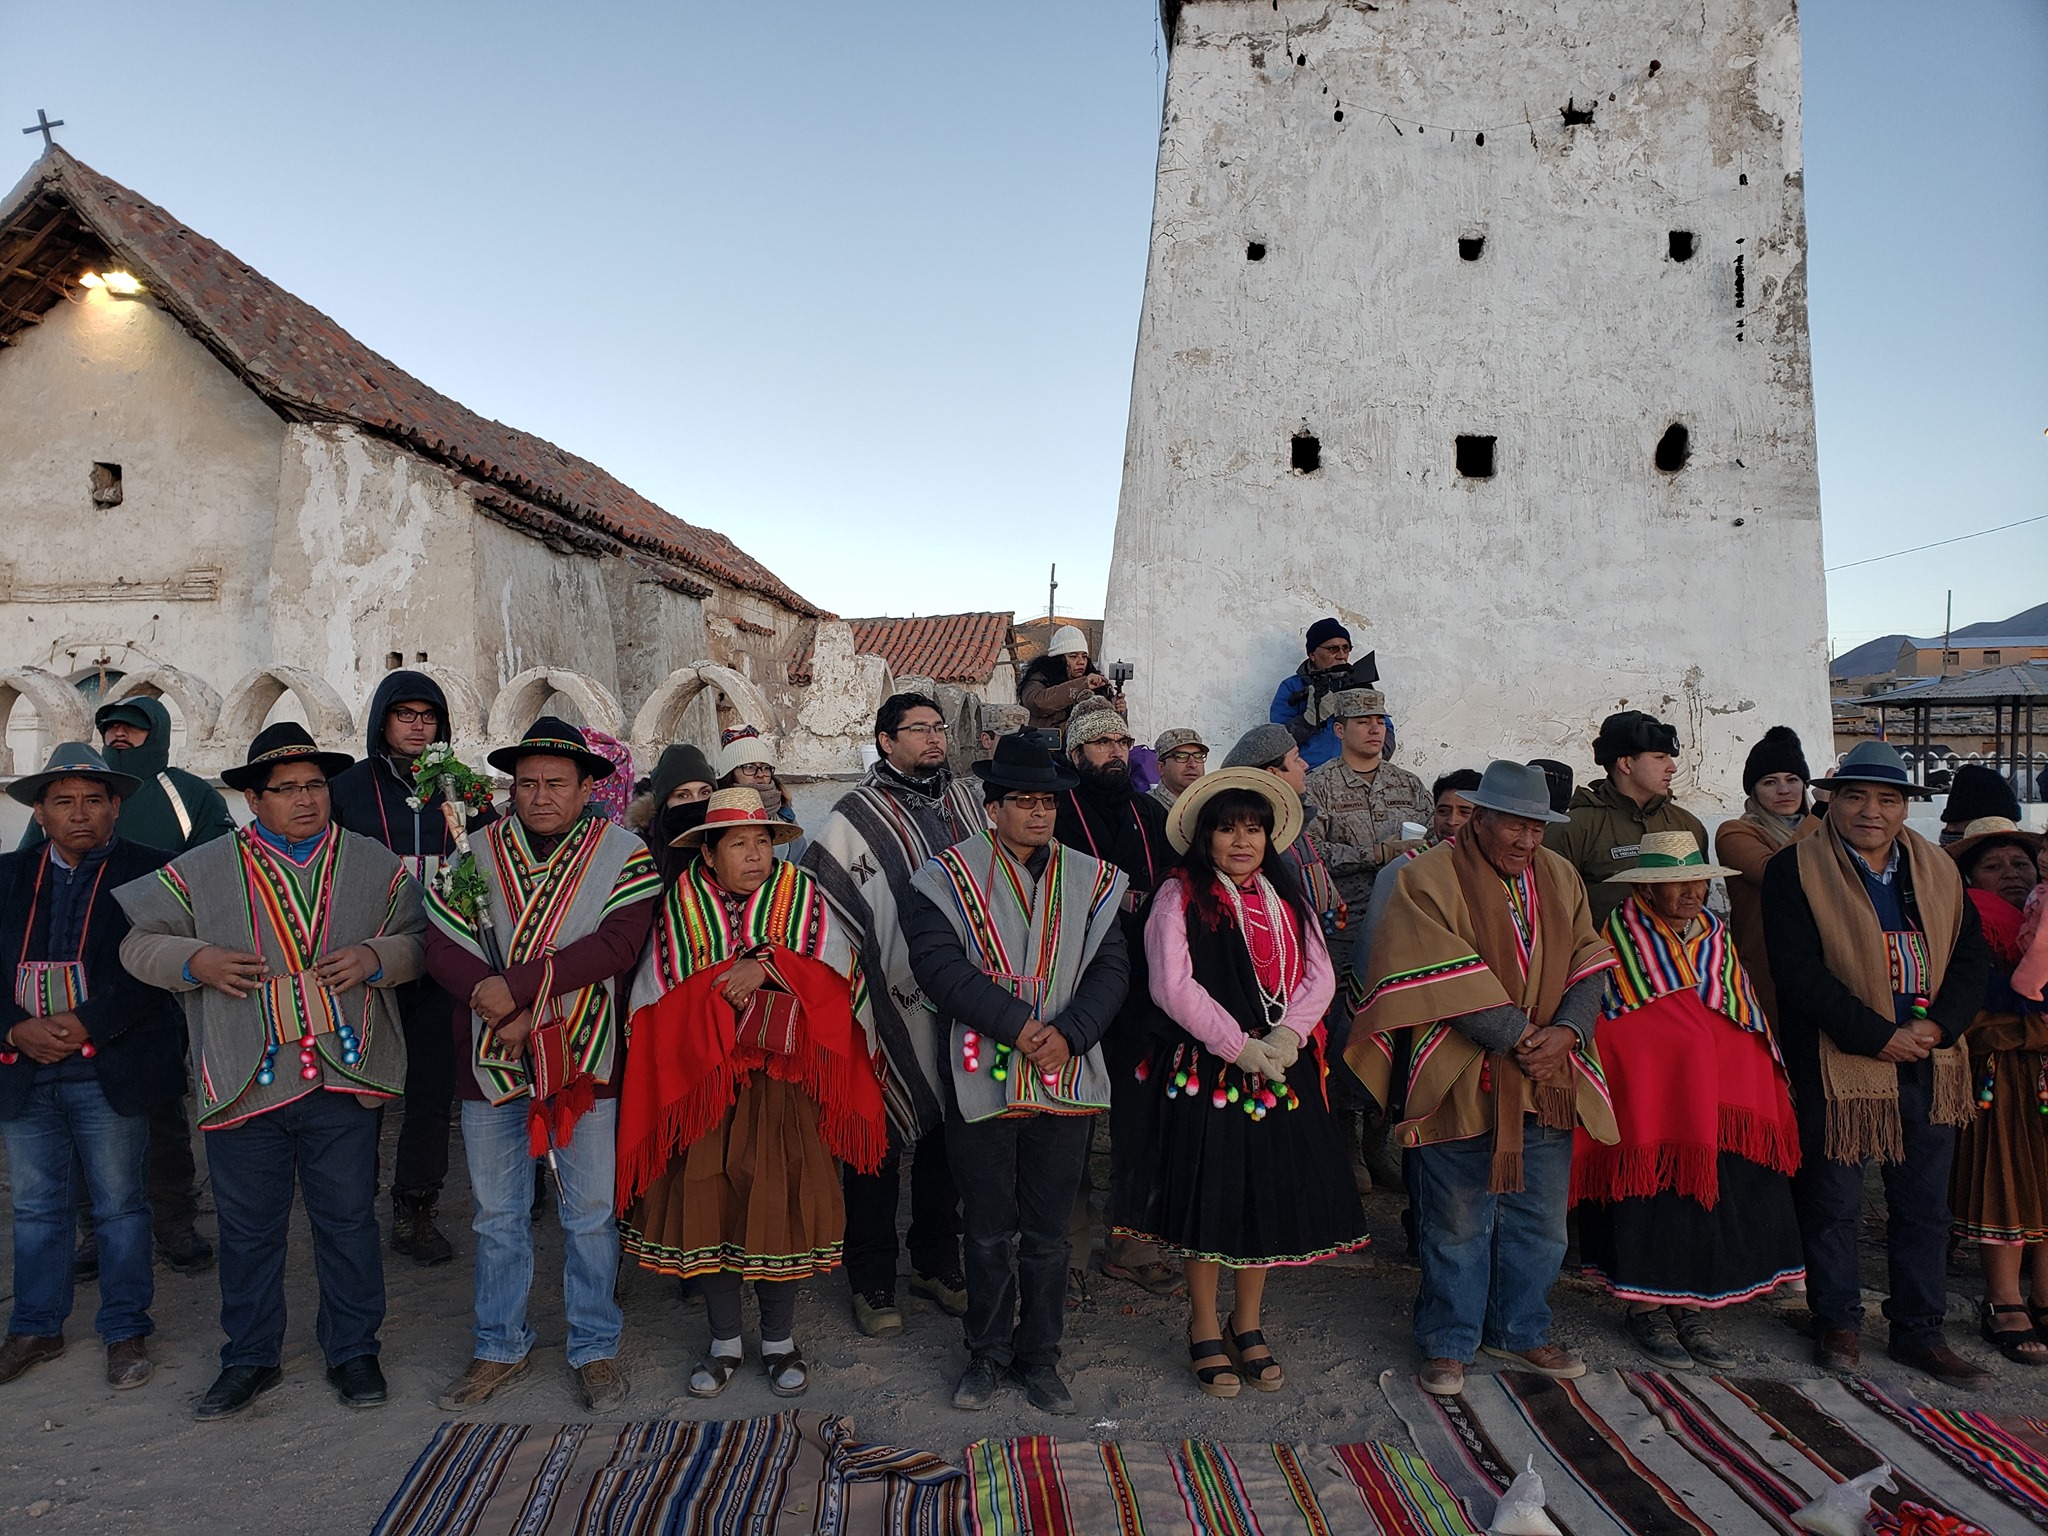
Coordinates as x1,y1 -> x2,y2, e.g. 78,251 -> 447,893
21,109 -> 64,147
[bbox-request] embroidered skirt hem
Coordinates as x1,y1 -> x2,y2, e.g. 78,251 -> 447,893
1575,1150 -> 1805,1309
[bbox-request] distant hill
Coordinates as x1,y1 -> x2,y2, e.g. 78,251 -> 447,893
1831,600 -> 2048,679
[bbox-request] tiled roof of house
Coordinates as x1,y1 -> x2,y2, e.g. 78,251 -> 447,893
788,611 -> 1014,686
0,148 -> 819,614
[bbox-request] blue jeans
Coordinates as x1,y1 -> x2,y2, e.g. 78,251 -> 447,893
207,1089 -> 384,1369
1409,1123 -> 1574,1361
2,1079 -> 153,1343
461,1096 -> 622,1368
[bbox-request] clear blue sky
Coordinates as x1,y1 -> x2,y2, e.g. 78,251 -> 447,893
5,0 -> 2041,647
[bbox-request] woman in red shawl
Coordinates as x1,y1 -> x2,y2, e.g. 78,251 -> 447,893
614,789 -> 885,1398
1571,832 -> 1803,1370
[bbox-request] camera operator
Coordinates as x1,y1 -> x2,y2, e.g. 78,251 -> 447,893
1020,625 -> 1127,734
1269,618 -> 1389,769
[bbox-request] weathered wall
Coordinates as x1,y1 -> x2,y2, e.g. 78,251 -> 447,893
1102,0 -> 1831,811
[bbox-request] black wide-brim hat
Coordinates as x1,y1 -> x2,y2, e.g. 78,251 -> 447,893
487,715 -> 618,780
220,722 -> 356,791
972,731 -> 1080,794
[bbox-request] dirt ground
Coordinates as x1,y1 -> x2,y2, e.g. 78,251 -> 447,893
3,1120 -> 2047,1534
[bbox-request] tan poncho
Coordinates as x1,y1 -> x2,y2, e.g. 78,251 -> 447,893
1349,836 -> 1618,1191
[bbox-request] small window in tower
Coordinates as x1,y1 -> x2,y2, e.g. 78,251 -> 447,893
385,651 -> 403,671
1668,231 -> 1695,262
90,462 -> 122,508
1458,235 -> 1485,261
1246,241 -> 1267,262
415,651 -> 429,664
1455,436 -> 1496,478
1291,432 -> 1321,474
1654,423 -> 1691,473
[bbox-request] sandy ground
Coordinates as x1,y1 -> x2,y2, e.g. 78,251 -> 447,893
3,1119 -> 2047,1534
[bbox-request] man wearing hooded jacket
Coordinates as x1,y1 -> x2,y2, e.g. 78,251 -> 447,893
22,696 -> 232,1277
330,670 -> 497,1266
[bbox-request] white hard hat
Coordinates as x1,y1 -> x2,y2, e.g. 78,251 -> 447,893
1046,624 -> 1089,658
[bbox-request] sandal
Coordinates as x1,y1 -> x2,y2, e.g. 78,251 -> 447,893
1188,1335 -> 1241,1399
1978,1300 -> 2048,1365
1224,1314 -> 1285,1392
686,1352 -> 742,1399
763,1346 -> 809,1398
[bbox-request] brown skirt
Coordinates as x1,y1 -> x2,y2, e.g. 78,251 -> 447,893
1952,1046 -> 2048,1244
620,1074 -> 846,1280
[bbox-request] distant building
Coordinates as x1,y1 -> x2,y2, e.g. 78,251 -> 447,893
1890,636 -> 2048,678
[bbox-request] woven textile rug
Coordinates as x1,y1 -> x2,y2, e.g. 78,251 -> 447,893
370,1412 -> 964,1536
960,1435 -> 1481,1535
1382,1367 -> 2048,1535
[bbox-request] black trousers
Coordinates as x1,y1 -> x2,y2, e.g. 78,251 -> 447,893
1790,1061 -> 1954,1346
840,1123 -> 960,1295
946,1109 -> 1093,1369
392,978 -> 458,1197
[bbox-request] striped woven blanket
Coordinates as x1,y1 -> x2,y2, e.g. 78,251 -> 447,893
1383,1367 -> 2048,1535
961,1435 -> 1480,1535
371,1413 -> 963,1536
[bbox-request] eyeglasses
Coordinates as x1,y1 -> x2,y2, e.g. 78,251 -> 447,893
891,722 -> 948,737
1090,737 -> 1136,752
1161,748 -> 1208,763
1002,794 -> 1058,811
259,780 -> 328,799
389,706 -> 440,725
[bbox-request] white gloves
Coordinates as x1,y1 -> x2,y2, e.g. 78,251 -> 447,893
1262,1027 -> 1301,1071
1233,1031 -> 1296,1081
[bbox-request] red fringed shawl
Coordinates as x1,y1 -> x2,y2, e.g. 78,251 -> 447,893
1572,899 -> 1800,1210
615,946 -> 887,1211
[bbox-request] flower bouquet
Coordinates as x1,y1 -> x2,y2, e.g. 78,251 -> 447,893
408,743 -> 504,970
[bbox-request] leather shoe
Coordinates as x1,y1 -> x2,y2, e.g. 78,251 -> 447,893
1813,1328 -> 1860,1372
0,1334 -> 64,1385
194,1364 -> 282,1421
1008,1362 -> 1076,1415
1480,1342 -> 1586,1379
328,1355 -> 388,1408
106,1336 -> 152,1390
1888,1337 -> 1992,1390
1419,1358 -> 1466,1396
575,1357 -> 628,1412
951,1355 -> 1003,1411
434,1355 -> 528,1412
156,1227 -> 216,1275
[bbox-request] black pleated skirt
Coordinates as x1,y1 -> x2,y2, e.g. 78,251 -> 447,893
1577,1151 -> 1805,1307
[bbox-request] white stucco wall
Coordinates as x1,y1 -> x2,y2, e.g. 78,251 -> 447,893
1102,0 -> 1830,811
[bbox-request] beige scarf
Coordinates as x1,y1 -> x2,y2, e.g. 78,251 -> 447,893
1793,825 -> 1972,1162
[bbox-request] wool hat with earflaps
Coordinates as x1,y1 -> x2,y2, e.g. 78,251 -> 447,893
1607,830 -> 1742,883
486,715 -> 618,780
220,722 -> 356,792
1593,710 -> 1680,767
6,741 -> 142,805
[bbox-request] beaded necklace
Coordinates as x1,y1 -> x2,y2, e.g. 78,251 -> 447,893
1217,873 -> 1300,1027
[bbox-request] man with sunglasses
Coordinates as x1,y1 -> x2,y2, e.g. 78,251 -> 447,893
1148,728 -> 1209,812
118,723 -> 425,1420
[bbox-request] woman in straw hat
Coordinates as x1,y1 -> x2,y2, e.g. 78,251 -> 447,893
1113,768 -> 1368,1399
1944,816 -> 2048,1363
612,789 -> 887,1399
1570,831 -> 1804,1370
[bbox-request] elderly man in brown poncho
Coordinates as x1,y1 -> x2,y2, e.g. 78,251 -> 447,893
1350,761 -> 1617,1398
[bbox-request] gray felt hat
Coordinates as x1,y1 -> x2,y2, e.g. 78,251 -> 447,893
1223,722 -> 1297,770
1465,759 -> 1570,825
7,742 -> 142,806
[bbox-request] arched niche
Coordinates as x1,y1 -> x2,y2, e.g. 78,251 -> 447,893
630,663 -> 778,755
102,663 -> 224,745
487,667 -> 626,746
0,666 -> 95,776
217,666 -> 356,761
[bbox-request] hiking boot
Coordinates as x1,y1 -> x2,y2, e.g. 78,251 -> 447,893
73,1236 -> 98,1284
391,1189 -> 455,1267
1813,1328 -> 1860,1373
1480,1342 -> 1586,1379
951,1355 -> 1003,1411
106,1336 -> 152,1390
852,1288 -> 904,1338
0,1334 -> 64,1385
194,1364 -> 281,1421
575,1358 -> 629,1412
435,1356 -> 529,1412
1419,1358 -> 1466,1396
1624,1308 -> 1693,1369
328,1355 -> 388,1408
1887,1337 -> 1992,1391
1009,1362 -> 1076,1415
909,1269 -> 969,1318
156,1227 -> 215,1275
1672,1309 -> 1739,1370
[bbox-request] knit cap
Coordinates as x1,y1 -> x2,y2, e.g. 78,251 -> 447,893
1741,726 -> 1810,794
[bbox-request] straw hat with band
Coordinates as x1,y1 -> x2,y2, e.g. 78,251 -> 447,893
220,722 -> 355,792
972,731 -> 1080,794
1166,765 -> 1304,856
1810,740 -> 1933,800
486,715 -> 618,780
1944,815 -> 2043,870
1607,830 -> 1741,884
672,787 -> 803,849
6,742 -> 142,806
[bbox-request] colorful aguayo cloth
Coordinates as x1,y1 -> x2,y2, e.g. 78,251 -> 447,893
370,1412 -> 963,1536
1384,1367 -> 2048,1535
962,1435 -> 1480,1536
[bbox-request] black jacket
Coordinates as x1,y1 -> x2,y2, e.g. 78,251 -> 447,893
0,838 -> 184,1119
330,670 -> 497,859
17,695 -> 234,855
1761,841 -> 1990,1093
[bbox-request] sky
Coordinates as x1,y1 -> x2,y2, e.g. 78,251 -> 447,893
3,0 -> 2041,648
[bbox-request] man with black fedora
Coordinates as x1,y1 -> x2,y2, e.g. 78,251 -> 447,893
903,731 -> 1130,1414
1545,710 -> 1710,928
1938,763 -> 2022,847
1763,740 -> 1994,1388
116,722 -> 427,1419
423,716 -> 660,1415
0,745 -> 183,1391
1351,760 -> 1619,1397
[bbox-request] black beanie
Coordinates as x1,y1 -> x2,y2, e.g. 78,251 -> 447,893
1741,726 -> 1810,794
1592,710 -> 1680,769
1940,763 -> 2020,826
1305,617 -> 1351,654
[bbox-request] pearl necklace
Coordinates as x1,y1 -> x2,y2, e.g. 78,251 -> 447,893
1219,874 -> 1294,1027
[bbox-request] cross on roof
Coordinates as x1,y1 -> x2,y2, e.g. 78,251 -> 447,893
21,109 -> 64,147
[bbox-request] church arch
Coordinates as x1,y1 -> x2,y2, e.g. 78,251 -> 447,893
630,663 -> 778,754
487,667 -> 626,745
102,663 -> 224,745
217,665 -> 356,752
0,667 -> 96,776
